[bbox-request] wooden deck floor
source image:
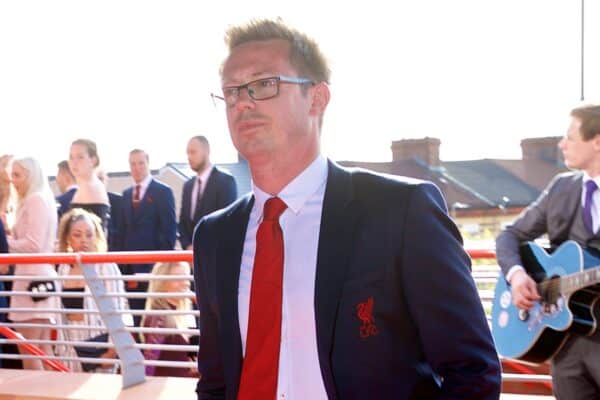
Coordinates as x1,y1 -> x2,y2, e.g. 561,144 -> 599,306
0,368 -> 555,399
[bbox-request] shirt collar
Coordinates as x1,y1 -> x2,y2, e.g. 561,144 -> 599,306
582,173 -> 600,189
252,155 -> 328,216
197,164 -> 214,184
134,174 -> 153,190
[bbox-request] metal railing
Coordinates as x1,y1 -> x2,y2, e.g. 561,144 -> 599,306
0,249 -> 553,394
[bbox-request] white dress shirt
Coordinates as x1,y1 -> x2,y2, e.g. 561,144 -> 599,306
238,155 -> 329,400
133,174 -> 153,201
582,173 -> 600,234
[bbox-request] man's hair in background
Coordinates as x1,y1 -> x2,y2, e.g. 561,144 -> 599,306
571,104 -> 600,141
57,160 -> 75,180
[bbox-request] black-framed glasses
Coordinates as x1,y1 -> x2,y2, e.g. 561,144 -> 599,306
211,75 -> 315,107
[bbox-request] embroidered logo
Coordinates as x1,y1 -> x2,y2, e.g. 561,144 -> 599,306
356,296 -> 378,338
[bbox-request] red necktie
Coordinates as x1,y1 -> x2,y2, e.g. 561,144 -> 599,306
133,184 -> 141,209
238,197 -> 287,400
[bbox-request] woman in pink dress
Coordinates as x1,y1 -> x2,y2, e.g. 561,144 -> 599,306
2,157 -> 58,370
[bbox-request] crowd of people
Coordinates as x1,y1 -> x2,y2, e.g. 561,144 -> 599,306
0,135 -> 238,374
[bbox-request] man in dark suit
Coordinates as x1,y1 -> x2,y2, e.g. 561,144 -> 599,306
496,103 -> 600,399
115,149 -> 177,326
193,19 -> 501,399
178,135 -> 237,250
55,160 -> 77,219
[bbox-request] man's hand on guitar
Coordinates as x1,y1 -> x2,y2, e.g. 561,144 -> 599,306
510,269 -> 541,309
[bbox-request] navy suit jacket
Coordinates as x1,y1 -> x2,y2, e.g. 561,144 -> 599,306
116,178 -> 177,274
179,167 -> 238,249
193,161 -> 501,399
56,187 -> 77,220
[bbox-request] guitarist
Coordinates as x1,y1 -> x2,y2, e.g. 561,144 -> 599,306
496,103 -> 600,400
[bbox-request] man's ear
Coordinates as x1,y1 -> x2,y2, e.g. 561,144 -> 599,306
309,82 -> 330,116
593,134 -> 600,151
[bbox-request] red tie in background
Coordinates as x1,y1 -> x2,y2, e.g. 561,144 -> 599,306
238,197 -> 287,400
133,184 -> 141,210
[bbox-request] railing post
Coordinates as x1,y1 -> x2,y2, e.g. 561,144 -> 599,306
81,262 -> 145,388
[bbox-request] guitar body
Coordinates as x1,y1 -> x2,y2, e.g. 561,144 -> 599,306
491,240 -> 600,363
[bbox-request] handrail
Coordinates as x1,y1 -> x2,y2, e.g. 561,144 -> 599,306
0,250 -> 193,265
0,248 -> 553,395
0,326 -> 70,372
0,248 -> 496,264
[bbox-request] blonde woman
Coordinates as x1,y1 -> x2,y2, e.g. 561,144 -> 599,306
54,208 -> 128,372
141,261 -> 195,377
2,157 -> 58,370
0,154 -> 15,231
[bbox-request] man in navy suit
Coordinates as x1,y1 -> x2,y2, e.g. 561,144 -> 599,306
178,135 -> 237,250
55,160 -> 77,219
193,19 -> 501,399
116,149 -> 177,326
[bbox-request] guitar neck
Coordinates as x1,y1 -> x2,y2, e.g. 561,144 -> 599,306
556,265 -> 600,294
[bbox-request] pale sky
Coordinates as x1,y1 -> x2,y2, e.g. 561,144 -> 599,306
1,1 -> 598,175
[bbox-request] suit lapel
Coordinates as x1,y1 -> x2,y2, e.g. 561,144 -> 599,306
314,161 -> 357,398
563,174 -> 584,237
182,178 -> 192,220
200,169 -> 219,216
216,193 -> 254,393
123,188 -> 135,221
137,180 -> 155,215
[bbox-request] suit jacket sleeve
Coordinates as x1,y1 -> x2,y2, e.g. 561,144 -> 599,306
402,183 -> 501,398
178,180 -> 193,250
0,222 -> 7,253
113,189 -> 131,252
216,173 -> 237,210
193,217 -> 226,400
157,185 -> 177,250
495,174 -> 562,276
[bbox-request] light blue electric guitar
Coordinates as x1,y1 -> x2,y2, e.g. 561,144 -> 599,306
491,240 -> 600,363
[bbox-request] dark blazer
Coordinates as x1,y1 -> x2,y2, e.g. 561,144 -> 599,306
193,161 -> 501,400
56,187 -> 77,220
179,167 -> 237,249
106,191 -> 122,251
116,178 -> 177,274
0,222 -> 7,254
496,172 -> 586,275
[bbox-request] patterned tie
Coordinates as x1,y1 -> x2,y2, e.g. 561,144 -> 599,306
583,179 -> 598,235
238,197 -> 287,400
132,184 -> 141,210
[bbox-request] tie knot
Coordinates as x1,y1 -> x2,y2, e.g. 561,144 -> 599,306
586,179 -> 598,194
263,197 -> 287,221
